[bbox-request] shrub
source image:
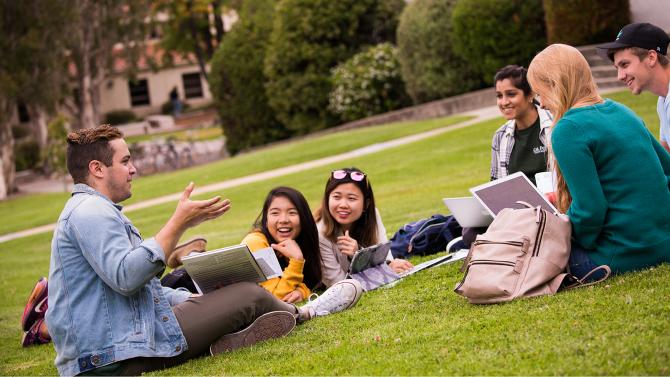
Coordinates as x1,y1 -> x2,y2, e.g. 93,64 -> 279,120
329,43 -> 410,122
396,0 -> 482,104
104,110 -> 137,125
543,0 -> 630,45
11,125 -> 31,140
160,100 -> 191,115
264,0 -> 404,134
209,0 -> 288,155
14,139 -> 40,171
43,115 -> 69,176
451,0 -> 547,85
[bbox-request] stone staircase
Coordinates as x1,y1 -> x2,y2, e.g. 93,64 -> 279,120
578,44 -> 625,90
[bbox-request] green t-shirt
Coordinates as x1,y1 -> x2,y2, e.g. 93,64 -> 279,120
508,116 -> 546,185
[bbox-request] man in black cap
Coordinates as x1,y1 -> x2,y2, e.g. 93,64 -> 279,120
597,22 -> 670,152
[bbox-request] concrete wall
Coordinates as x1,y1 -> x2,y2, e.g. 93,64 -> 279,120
334,87 -> 496,131
630,0 -> 670,31
99,64 -> 212,118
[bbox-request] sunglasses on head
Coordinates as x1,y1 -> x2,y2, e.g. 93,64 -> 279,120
331,169 -> 366,182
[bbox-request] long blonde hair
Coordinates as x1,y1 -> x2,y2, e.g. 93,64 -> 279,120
527,44 -> 603,213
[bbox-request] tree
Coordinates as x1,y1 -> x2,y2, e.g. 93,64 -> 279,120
0,1 -> 73,199
396,0 -> 482,104
154,0 -> 236,82
264,0 -> 405,134
209,0 -> 288,155
451,0 -> 547,85
64,0 -> 152,129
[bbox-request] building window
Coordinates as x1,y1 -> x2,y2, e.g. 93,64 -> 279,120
128,79 -> 150,107
182,72 -> 203,99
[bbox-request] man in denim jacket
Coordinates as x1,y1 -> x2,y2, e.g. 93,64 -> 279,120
46,125 -> 303,376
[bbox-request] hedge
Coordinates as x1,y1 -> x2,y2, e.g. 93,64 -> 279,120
543,0 -> 630,45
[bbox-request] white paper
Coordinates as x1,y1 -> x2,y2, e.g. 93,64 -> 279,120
251,247 -> 283,279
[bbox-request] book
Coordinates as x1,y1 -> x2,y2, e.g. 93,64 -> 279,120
181,244 -> 282,294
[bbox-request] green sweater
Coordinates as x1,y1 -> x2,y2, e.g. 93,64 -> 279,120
552,99 -> 670,273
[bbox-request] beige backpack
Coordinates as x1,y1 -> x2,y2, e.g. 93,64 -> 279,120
454,203 -> 609,304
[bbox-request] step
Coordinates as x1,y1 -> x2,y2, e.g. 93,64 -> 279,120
595,76 -> 625,89
591,65 -> 618,79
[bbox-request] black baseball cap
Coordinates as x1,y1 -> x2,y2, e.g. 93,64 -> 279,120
596,22 -> 670,61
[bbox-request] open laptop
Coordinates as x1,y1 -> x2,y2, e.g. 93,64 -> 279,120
442,197 -> 493,227
469,171 -> 560,217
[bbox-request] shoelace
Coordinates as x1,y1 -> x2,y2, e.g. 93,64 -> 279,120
307,285 -> 349,315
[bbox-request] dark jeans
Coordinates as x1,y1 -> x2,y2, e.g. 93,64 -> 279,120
568,241 -> 610,282
107,283 -> 294,375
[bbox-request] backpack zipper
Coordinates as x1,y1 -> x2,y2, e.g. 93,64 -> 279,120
461,239 -> 525,272
469,260 -> 516,267
532,209 -> 546,257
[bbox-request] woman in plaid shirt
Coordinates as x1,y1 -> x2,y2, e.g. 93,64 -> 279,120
490,65 -> 553,185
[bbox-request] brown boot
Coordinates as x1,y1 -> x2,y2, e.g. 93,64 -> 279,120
168,237 -> 207,268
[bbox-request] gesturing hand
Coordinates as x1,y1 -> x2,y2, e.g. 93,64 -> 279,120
336,230 -> 358,257
173,182 -> 231,230
271,239 -> 304,261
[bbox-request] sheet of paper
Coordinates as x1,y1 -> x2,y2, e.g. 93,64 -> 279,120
252,247 -> 283,279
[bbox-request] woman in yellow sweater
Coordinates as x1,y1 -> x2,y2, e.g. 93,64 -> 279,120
242,187 -> 323,303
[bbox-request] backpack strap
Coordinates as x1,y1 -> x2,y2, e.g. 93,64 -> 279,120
561,265 -> 612,290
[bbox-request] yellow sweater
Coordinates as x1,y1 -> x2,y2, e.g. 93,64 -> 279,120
241,231 -> 310,301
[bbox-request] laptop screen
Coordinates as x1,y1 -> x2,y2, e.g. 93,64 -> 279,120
470,172 -> 559,217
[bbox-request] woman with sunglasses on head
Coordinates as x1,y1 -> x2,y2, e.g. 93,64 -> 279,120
527,44 -> 670,281
242,186 -> 324,303
315,168 -> 413,287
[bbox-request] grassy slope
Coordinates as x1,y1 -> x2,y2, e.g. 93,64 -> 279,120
0,115 -> 469,236
1,90 -> 668,375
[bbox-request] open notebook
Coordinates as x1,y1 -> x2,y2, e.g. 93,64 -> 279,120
181,245 -> 282,294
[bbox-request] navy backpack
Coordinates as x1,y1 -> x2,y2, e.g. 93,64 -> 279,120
390,214 -> 462,258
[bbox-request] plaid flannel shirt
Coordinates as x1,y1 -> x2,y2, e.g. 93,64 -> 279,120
490,105 -> 553,180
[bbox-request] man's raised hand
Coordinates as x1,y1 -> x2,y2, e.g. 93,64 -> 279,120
174,182 -> 231,229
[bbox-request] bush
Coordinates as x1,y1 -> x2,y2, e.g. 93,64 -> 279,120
160,100 -> 191,115
11,125 -> 31,140
264,0 -> 405,134
329,43 -> 410,122
43,115 -> 69,176
104,110 -> 137,125
14,139 -> 40,171
543,0 -> 630,45
209,0 -> 287,155
396,0 -> 482,104
451,0 -> 547,85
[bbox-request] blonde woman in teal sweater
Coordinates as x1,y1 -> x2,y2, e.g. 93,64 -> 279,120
528,44 -> 670,280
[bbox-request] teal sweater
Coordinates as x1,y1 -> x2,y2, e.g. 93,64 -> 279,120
552,99 -> 670,273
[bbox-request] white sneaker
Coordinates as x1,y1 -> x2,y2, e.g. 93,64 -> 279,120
299,279 -> 363,321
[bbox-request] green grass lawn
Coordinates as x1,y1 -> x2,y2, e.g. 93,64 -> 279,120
0,115 -> 470,236
1,90 -> 668,375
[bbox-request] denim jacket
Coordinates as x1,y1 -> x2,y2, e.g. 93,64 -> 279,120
46,184 -> 190,376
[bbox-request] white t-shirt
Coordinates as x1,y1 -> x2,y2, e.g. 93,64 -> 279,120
657,80 -> 670,144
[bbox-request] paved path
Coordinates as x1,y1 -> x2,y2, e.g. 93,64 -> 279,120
0,105 -> 502,244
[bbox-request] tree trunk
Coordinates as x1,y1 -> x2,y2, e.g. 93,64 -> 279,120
211,0 -> 225,44
187,0 -> 209,82
77,58 -> 96,129
26,104 -> 48,148
0,97 -> 17,200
